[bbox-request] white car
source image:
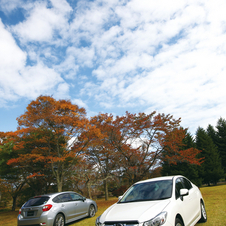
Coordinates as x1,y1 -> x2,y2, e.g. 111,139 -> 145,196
96,175 -> 207,226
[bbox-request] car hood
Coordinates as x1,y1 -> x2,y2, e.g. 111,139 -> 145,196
100,199 -> 170,223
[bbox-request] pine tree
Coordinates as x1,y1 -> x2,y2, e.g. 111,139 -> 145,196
215,118 -> 226,178
196,127 -> 224,185
207,124 -> 218,144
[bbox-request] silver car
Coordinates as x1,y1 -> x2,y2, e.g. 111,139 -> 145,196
17,191 -> 97,226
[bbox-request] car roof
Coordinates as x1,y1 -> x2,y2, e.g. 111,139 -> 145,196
32,191 -> 76,198
135,175 -> 183,185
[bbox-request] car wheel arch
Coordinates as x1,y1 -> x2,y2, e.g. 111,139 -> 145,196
88,204 -> 96,217
175,214 -> 184,226
54,213 -> 66,226
55,212 -> 66,222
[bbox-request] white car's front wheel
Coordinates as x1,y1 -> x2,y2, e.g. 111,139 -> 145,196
199,201 -> 207,223
175,218 -> 183,226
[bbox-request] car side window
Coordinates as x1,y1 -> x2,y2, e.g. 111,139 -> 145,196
61,194 -> 72,202
175,178 -> 184,199
52,195 -> 61,203
70,193 -> 83,201
181,177 -> 192,190
53,194 -> 72,203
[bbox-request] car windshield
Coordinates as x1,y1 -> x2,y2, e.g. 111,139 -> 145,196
24,196 -> 50,207
119,180 -> 172,203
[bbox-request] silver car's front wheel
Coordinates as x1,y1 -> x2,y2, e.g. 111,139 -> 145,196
54,213 -> 65,226
88,204 -> 96,217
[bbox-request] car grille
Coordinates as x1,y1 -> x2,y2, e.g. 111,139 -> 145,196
104,221 -> 139,226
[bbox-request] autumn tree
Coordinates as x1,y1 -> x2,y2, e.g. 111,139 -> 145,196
81,111 -> 203,199
77,113 -> 119,200
0,133 -> 25,210
110,112 -> 202,184
70,158 -> 103,199
162,131 -> 202,186
8,95 -> 89,192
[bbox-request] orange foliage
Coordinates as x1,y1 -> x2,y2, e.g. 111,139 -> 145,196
4,95 -> 92,192
80,111 -> 203,184
1,96 -> 203,190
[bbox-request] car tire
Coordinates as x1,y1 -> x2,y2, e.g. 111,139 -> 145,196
88,204 -> 96,218
199,201 -> 207,223
54,213 -> 65,226
175,218 -> 183,226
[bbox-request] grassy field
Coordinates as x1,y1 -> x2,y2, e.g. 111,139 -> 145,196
1,184 -> 225,226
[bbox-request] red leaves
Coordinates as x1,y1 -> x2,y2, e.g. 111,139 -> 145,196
79,111 -> 202,184
26,172 -> 45,179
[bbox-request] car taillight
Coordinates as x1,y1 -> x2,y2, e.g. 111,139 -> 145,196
19,209 -> 21,214
42,204 -> 52,212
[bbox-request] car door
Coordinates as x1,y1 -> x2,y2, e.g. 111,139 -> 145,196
175,178 -> 193,225
58,193 -> 77,221
181,177 -> 200,223
70,193 -> 89,219
175,177 -> 199,225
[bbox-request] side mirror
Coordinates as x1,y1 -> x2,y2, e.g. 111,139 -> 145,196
118,196 -> 123,201
180,188 -> 189,197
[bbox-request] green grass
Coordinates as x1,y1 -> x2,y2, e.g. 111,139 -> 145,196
198,184 -> 226,225
1,185 -> 225,226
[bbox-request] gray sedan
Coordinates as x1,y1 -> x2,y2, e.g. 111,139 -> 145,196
17,191 -> 97,226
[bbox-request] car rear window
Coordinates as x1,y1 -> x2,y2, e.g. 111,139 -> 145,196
24,196 -> 50,207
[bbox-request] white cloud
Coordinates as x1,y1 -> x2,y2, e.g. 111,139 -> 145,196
0,17 -> 67,104
17,63 -> 64,98
12,0 -> 72,43
72,98 -> 88,109
0,20 -> 26,71
0,19 -> 26,103
1,0 -> 226,134
0,0 -> 23,13
55,82 -> 70,99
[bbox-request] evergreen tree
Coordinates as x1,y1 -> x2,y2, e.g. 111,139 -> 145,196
207,124 -> 218,144
162,131 -> 202,186
216,118 -> 226,178
196,127 -> 224,185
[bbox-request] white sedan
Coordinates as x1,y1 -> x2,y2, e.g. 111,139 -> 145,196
96,175 -> 207,226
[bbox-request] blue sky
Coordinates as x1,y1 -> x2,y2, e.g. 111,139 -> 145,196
1,0 -> 226,134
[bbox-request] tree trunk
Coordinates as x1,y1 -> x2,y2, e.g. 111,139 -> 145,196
104,179 -> 108,201
57,179 -> 63,192
87,181 -> 92,199
12,196 -> 17,211
57,172 -> 63,192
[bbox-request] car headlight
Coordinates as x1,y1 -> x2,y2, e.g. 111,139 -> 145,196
96,215 -> 104,226
143,212 -> 167,226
